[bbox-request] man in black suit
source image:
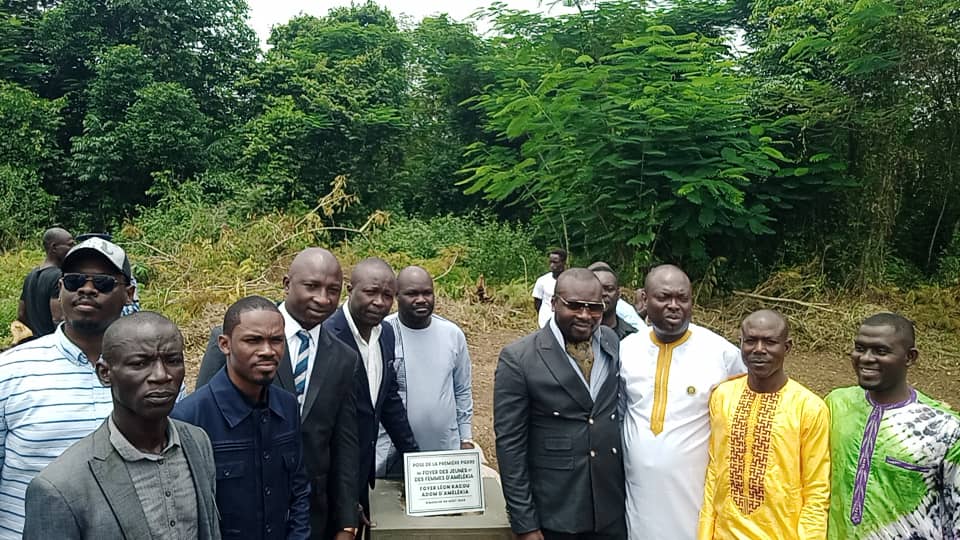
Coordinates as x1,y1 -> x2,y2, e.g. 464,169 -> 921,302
323,257 -> 418,536
196,248 -> 359,539
495,268 -> 626,540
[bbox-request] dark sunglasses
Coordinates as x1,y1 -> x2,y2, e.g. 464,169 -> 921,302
557,296 -> 605,314
61,273 -> 125,293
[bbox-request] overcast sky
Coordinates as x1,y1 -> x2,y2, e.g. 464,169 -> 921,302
246,0 -> 577,45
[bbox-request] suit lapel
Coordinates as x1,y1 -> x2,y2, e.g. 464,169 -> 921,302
88,423 -> 151,540
592,329 -> 621,413
177,422 -> 215,540
536,327 -> 593,411
301,330 -> 336,421
373,324 -> 393,413
275,347 -> 295,393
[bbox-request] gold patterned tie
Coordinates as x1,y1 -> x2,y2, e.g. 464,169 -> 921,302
565,341 -> 594,383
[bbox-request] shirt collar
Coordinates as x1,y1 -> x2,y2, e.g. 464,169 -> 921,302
108,415 -> 180,462
53,324 -> 92,368
209,367 -> 288,428
342,298 -> 382,346
278,302 -> 321,343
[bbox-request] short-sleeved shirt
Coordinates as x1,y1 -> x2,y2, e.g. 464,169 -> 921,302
531,272 -> 556,328
19,266 -> 60,337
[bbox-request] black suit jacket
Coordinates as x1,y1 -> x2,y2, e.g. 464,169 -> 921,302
494,325 -> 626,535
196,323 -> 360,538
323,307 -> 418,500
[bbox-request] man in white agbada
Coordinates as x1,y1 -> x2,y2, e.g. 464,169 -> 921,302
620,265 -> 745,540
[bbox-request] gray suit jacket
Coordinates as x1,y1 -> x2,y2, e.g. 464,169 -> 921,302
494,325 -> 626,535
23,419 -> 221,540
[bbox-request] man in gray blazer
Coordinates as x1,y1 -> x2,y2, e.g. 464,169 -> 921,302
495,268 -> 627,540
23,313 -> 220,540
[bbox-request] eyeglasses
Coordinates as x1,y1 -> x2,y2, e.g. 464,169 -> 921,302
557,296 -> 605,314
61,273 -> 125,293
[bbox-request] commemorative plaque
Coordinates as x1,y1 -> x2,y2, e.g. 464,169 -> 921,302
403,449 -> 484,517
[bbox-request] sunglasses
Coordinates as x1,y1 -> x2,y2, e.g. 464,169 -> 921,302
61,273 -> 125,293
557,296 -> 605,314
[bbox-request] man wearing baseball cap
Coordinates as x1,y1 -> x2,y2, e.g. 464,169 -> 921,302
0,237 -> 134,538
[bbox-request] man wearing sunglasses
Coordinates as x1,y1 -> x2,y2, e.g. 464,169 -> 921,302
0,237 -> 134,538
495,268 -> 626,540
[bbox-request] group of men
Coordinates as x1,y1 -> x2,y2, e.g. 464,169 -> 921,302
0,238 -> 474,539
500,255 -> 959,539
2,230 -> 957,540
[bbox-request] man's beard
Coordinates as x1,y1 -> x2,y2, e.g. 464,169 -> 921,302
67,316 -> 117,336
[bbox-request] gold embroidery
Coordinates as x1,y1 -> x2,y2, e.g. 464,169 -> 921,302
728,387 -> 782,514
649,330 -> 692,435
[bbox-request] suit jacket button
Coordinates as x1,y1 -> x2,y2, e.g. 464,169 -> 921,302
611,413 -> 616,420
552,411 -> 560,416
612,448 -> 618,454
588,418 -> 594,425
589,450 -> 596,457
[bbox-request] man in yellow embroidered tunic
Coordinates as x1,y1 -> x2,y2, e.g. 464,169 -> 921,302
698,310 -> 831,540
621,265 -> 746,540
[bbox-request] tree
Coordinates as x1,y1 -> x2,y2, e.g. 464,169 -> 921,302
239,3 -> 409,213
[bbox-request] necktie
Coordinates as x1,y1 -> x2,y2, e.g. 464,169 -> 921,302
294,330 -> 310,401
565,340 -> 594,383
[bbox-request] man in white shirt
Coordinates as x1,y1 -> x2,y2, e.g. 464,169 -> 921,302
532,248 -> 567,327
376,266 -> 474,476
324,258 -> 418,537
620,264 -> 746,540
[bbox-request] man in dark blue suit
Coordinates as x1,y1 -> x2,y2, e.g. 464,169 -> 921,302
324,257 -> 418,536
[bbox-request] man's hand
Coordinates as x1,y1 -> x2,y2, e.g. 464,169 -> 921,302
517,530 -> 544,540
460,441 -> 475,449
333,532 -> 355,540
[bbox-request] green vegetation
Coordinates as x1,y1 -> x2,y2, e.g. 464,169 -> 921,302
1,0 -> 958,290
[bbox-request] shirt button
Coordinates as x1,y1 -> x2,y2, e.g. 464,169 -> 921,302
589,450 -> 596,457
266,525 -> 273,534
265,487 -> 272,496
165,490 -> 171,497
263,452 -> 271,461
169,520 -> 176,528
261,415 -> 268,424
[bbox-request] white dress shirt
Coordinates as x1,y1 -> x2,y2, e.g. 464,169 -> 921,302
342,299 -> 383,404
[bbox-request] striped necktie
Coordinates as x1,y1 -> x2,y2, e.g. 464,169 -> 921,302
294,330 -> 310,401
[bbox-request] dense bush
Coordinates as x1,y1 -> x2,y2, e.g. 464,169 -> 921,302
351,213 -> 543,284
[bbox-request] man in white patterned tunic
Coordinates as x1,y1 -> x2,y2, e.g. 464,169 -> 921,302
620,265 -> 745,540
827,312 -> 960,540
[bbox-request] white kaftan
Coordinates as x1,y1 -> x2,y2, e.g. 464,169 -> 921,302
620,324 -> 745,540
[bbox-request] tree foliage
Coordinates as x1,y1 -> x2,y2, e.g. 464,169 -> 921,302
0,0 -> 957,288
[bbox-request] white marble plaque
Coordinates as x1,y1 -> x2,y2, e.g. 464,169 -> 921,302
404,449 -> 485,517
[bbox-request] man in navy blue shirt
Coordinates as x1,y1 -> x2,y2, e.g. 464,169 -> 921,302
173,296 -> 310,539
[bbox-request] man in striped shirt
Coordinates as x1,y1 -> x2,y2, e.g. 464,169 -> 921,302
0,237 -> 134,538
